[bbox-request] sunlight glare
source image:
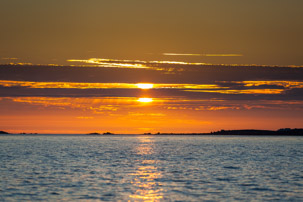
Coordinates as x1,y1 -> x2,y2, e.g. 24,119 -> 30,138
136,83 -> 154,89
138,98 -> 153,103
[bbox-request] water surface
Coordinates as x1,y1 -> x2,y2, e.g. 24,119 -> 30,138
0,135 -> 302,201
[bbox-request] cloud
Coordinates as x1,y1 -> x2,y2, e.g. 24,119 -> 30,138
1,62 -> 303,112
1,78 -> 303,102
236,81 -> 303,89
1,62 -> 303,86
67,58 -> 149,69
184,89 -> 285,95
0,80 -> 225,91
2,93 -> 303,118
162,53 -> 243,57
1,58 -> 18,60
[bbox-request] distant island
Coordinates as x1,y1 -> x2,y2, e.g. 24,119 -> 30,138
87,132 -> 101,135
1,129 -> 303,136
0,131 -> 39,135
209,128 -> 303,136
150,128 -> 303,136
87,132 -> 115,135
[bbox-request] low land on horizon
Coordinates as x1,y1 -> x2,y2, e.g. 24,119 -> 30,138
2,128 -> 303,136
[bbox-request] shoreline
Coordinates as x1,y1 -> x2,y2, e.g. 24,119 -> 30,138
1,128 -> 303,136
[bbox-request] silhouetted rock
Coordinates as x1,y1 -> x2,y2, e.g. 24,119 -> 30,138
211,129 -> 303,136
87,132 -> 101,135
103,132 -> 114,135
276,128 -> 303,135
0,130 -> 10,134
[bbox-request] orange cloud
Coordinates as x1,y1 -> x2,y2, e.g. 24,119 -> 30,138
184,89 -> 285,94
236,81 -> 303,89
0,80 -> 223,90
162,53 -> 243,57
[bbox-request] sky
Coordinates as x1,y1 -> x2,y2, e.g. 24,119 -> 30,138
0,0 -> 303,134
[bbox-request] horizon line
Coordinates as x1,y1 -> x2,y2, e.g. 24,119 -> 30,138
2,128 -> 303,135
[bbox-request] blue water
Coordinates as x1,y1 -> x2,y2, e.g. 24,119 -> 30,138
0,135 -> 302,201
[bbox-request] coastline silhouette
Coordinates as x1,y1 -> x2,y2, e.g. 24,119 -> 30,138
2,128 -> 303,136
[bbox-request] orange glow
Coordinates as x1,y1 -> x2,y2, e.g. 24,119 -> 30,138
2,1 -> 303,137
2,96 -> 303,134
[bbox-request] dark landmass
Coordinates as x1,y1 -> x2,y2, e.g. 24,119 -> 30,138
86,132 -> 115,135
0,131 -> 38,135
87,132 -> 101,135
152,128 -> 303,136
211,128 -> 303,136
103,132 -> 114,135
2,128 -> 303,136
210,128 -> 303,136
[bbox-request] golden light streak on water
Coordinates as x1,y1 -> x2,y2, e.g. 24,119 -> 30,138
129,136 -> 163,201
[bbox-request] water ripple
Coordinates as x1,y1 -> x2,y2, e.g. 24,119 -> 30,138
0,135 -> 302,201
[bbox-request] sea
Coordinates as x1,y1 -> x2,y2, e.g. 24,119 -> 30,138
0,135 -> 302,201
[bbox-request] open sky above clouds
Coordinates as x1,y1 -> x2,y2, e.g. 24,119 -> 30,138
0,0 -> 303,133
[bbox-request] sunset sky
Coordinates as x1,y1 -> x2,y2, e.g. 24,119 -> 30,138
1,0 -> 303,134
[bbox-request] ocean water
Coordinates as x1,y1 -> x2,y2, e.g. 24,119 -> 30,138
0,135 -> 302,201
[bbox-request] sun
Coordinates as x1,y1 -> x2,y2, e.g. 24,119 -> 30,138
138,98 -> 153,103
136,83 -> 154,89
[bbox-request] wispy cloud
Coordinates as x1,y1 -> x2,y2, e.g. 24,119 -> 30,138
231,81 -> 303,89
67,58 -> 149,69
184,89 -> 285,95
2,95 -> 303,127
0,80 -> 224,90
67,58 -> 207,70
1,79 -> 303,98
1,58 -> 18,60
162,53 -> 243,57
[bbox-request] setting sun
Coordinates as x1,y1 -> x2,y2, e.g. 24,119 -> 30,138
138,98 -> 153,103
136,83 -> 154,89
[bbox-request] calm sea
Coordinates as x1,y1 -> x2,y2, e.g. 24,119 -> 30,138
0,135 -> 302,201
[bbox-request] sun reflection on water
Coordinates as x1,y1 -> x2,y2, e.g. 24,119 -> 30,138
129,136 -> 163,201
